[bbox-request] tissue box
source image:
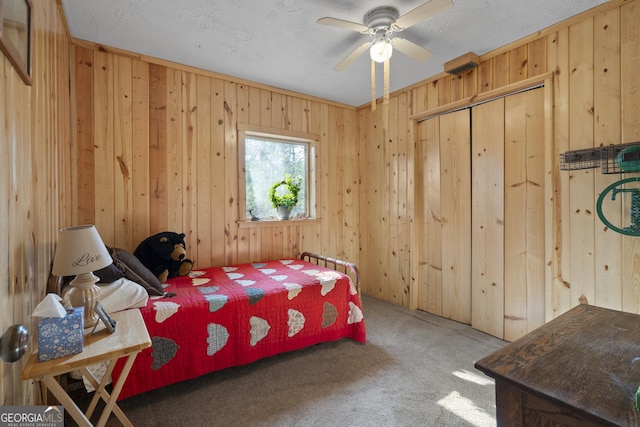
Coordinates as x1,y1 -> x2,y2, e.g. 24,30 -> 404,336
37,307 -> 84,362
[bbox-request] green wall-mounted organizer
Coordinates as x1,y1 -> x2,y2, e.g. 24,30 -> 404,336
561,142 -> 640,236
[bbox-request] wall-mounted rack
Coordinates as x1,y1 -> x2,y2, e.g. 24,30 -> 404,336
560,142 -> 640,174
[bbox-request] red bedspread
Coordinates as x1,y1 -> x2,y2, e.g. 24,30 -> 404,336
113,259 -> 366,399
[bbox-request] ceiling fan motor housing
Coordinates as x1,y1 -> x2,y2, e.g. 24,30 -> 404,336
364,6 -> 399,32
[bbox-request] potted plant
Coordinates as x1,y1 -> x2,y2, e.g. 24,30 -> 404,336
268,174 -> 301,220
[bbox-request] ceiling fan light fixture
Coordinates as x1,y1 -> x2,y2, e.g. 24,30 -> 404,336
370,38 -> 393,63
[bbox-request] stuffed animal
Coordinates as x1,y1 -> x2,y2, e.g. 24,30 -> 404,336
133,231 -> 193,283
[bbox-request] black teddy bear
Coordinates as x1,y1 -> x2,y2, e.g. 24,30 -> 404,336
133,231 -> 193,283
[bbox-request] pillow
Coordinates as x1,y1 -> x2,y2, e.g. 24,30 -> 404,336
94,263 -> 125,284
109,247 -> 164,296
98,278 -> 149,313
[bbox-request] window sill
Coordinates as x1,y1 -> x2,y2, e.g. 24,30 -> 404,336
237,218 -> 321,229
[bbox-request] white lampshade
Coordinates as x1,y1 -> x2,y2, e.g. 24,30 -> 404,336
52,225 -> 112,276
370,40 -> 393,63
52,225 -> 112,328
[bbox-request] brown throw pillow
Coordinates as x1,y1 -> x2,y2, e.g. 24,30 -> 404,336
94,263 -> 125,284
110,247 -> 164,296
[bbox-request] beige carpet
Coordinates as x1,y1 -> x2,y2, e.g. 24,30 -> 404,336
78,295 -> 506,426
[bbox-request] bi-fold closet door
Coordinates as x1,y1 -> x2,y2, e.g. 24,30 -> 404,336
416,87 -> 545,341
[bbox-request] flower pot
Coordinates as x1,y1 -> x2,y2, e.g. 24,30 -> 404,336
276,206 -> 292,220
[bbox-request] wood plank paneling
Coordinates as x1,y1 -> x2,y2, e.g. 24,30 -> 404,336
568,18 -> 596,307
166,67 -> 183,238
1,0 -> 70,406
131,59 -> 150,246
504,88 -> 545,341
224,80 -> 239,265
195,74 -> 213,266
508,45 -> 528,82
438,110 -> 471,324
504,95 -> 528,340
477,60 -> 492,93
397,94 -> 411,304
423,118 -> 442,316
148,64 -> 168,235
94,51 -> 115,243
527,38 -> 547,77
492,53 -> 510,88
414,119 -> 429,312
1,57 -> 13,405
210,78 -> 226,263
621,0 -> 640,313
182,71 -> 198,258
522,89 -> 546,335
471,98 -> 505,338
450,74 -> 464,101
547,27 -> 572,320
74,46 -> 94,225
114,55 -> 133,250
594,8 -> 622,311
70,45 -> 360,275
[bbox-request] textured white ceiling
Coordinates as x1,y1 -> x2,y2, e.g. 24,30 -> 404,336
61,0 -> 608,106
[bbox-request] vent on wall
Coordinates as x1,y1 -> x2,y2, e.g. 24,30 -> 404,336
444,52 -> 480,75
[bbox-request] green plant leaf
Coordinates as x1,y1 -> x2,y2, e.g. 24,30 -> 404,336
268,174 -> 302,209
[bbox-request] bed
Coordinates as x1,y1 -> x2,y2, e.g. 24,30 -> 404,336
76,252 -> 367,400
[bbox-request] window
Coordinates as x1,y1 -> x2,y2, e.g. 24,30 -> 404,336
238,125 -> 317,221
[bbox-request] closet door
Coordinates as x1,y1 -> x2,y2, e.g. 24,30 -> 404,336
417,115 -> 443,315
471,88 -> 545,340
503,89 -> 545,341
417,109 -> 471,324
416,87 -> 544,340
471,98 -> 506,338
440,110 -> 472,324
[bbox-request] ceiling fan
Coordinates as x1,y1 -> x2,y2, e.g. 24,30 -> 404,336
317,0 -> 453,71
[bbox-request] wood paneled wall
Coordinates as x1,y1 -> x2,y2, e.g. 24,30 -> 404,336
358,0 -> 640,327
69,45 -> 359,269
5,0 -> 636,406
0,0 -> 71,405
358,92 -> 413,305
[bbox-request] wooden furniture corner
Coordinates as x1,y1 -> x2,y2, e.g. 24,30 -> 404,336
475,304 -> 640,426
21,309 -> 151,427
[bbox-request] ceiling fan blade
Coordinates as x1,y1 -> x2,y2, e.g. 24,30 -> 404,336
393,0 -> 453,30
334,42 -> 371,71
317,17 -> 370,34
391,38 -> 432,62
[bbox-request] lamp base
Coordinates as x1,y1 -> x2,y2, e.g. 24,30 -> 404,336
66,273 -> 101,328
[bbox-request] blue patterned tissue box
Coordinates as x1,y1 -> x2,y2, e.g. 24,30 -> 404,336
37,307 -> 84,362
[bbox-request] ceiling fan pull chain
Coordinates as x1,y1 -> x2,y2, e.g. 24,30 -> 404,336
383,59 -> 390,129
371,60 -> 376,112
384,59 -> 390,106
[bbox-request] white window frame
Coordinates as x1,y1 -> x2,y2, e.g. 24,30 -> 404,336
237,124 -> 318,223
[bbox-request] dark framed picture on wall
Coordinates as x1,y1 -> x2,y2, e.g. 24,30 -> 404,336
0,0 -> 32,85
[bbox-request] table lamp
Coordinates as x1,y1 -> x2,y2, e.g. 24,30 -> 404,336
51,225 -> 113,328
